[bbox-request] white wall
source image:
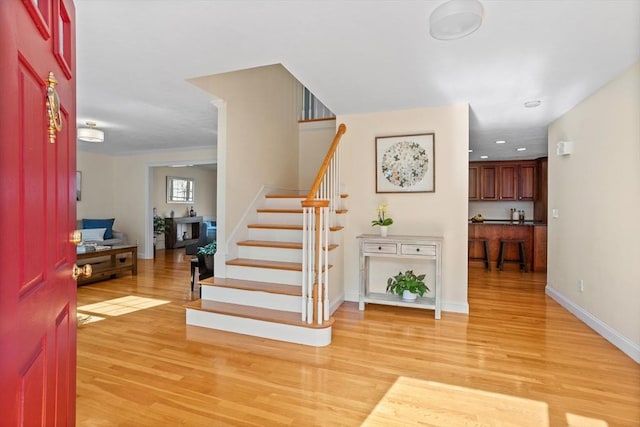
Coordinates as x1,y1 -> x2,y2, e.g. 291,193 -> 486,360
338,104 -> 470,313
547,62 -> 640,362
77,148 -> 216,257
189,64 -> 301,237
76,151 -> 116,220
298,120 -> 336,190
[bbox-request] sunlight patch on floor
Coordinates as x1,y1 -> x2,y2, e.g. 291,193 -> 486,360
77,295 -> 170,317
362,376 -> 549,427
566,413 -> 608,427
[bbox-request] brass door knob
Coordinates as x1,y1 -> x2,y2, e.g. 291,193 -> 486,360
71,230 -> 83,245
72,264 -> 92,280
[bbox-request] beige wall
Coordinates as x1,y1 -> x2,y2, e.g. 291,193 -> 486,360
76,151 -> 116,220
153,166 -> 217,220
77,148 -> 216,257
547,62 -> 640,360
338,104 -> 470,312
298,120 -> 336,189
190,64 -> 300,237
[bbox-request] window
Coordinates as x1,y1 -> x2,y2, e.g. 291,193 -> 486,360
166,176 -> 194,203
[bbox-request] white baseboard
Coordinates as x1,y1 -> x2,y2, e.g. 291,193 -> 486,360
546,286 -> 640,364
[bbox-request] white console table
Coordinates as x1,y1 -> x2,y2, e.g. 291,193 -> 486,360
357,234 -> 442,319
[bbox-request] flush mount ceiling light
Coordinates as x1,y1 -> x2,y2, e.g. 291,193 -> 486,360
430,0 -> 484,41
524,100 -> 542,108
517,147 -> 527,151
495,140 -> 506,144
77,121 -> 104,143
480,155 -> 488,159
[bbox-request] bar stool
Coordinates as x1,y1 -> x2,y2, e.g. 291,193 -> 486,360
497,239 -> 528,272
468,238 -> 491,271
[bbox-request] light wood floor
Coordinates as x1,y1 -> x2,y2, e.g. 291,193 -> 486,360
76,250 -> 640,426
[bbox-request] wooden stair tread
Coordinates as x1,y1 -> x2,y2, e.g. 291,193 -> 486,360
257,208 -> 303,213
248,223 -> 303,230
199,277 -> 302,296
248,224 -> 344,232
226,258 -> 333,271
265,193 -> 349,199
265,194 -> 306,199
185,300 -> 334,329
236,240 -> 338,251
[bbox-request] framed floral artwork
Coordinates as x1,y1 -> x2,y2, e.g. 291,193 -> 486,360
375,133 -> 435,193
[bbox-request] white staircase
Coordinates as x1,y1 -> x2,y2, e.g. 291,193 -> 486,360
185,194 -> 344,347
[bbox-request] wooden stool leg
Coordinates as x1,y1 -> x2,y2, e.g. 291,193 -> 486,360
483,240 -> 491,271
518,241 -> 528,272
497,241 -> 505,271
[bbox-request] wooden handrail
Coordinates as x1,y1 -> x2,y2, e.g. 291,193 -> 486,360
305,123 -> 347,201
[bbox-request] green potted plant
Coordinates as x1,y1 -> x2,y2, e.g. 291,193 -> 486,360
386,270 -> 429,302
371,203 -> 393,237
196,241 -> 216,274
152,215 -> 166,257
153,215 -> 166,236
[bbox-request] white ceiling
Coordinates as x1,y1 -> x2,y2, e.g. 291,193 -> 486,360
75,0 -> 640,161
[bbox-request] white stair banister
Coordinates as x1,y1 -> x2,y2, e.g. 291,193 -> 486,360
301,124 -> 346,324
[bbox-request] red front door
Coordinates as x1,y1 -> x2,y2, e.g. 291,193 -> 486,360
0,0 -> 77,425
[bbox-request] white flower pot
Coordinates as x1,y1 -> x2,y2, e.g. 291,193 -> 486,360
379,226 -> 388,237
402,290 -> 417,302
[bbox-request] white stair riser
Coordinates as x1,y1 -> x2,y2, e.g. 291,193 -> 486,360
248,228 -> 303,242
264,197 -> 305,210
201,286 -> 301,313
226,265 -> 302,285
257,212 -> 303,225
186,309 -> 332,347
237,245 -> 302,263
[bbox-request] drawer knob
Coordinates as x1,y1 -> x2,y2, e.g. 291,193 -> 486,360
378,246 -> 382,250
416,248 -> 420,252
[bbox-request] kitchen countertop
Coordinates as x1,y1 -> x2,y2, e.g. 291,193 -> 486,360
469,220 -> 547,226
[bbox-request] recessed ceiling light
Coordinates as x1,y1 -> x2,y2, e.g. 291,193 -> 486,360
517,147 -> 527,151
524,100 -> 541,108
468,149 -> 473,153
429,0 -> 484,41
480,155 -> 488,159
495,140 -> 506,144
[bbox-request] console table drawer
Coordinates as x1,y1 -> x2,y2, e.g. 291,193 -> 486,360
400,244 -> 436,257
363,243 -> 398,255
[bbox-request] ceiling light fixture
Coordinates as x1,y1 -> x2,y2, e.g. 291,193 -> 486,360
524,100 -> 541,108
468,149 -> 473,153
495,140 -> 506,144
429,0 -> 484,41
480,155 -> 488,159
517,147 -> 527,151
77,121 -> 104,143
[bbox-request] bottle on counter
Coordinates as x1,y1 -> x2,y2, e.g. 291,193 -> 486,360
519,210 -> 525,222
511,208 -> 518,222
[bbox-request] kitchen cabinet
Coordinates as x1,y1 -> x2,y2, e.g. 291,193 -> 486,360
469,160 -> 537,201
534,157 -> 548,222
518,162 -> 536,201
469,165 -> 480,200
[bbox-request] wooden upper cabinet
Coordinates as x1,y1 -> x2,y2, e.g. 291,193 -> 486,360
498,164 -> 517,201
518,163 -> 536,201
469,165 -> 480,201
479,165 -> 498,200
469,160 -> 539,202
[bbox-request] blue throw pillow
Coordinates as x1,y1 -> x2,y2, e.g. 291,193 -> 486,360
82,218 -> 115,239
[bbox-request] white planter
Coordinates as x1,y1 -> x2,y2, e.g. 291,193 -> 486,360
402,290 -> 417,302
379,226 -> 389,237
